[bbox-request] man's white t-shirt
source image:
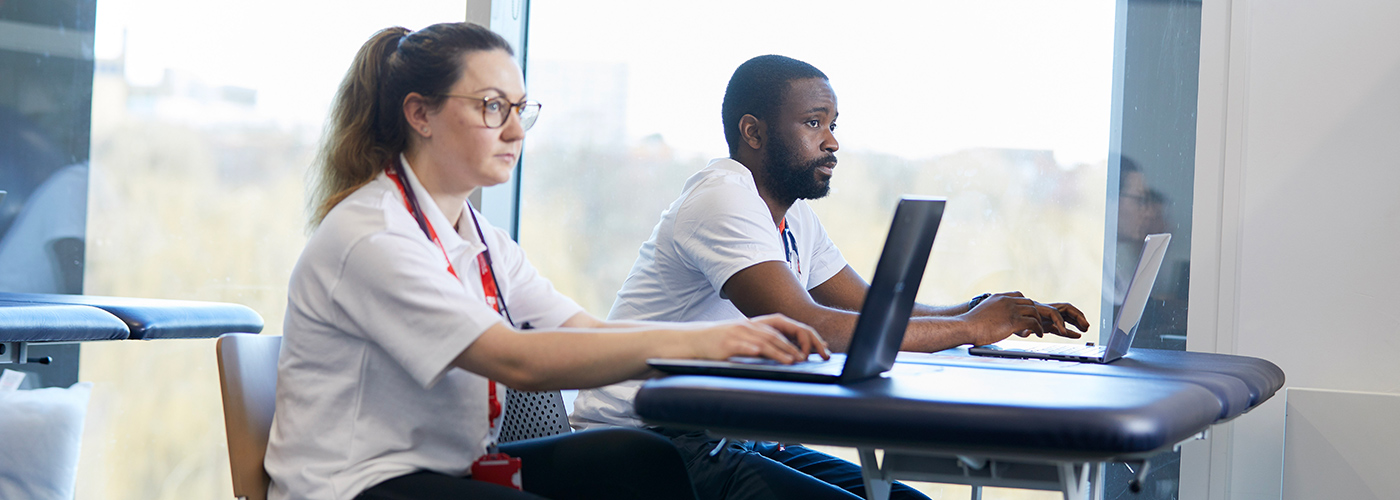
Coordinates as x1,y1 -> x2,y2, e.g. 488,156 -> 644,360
265,159 -> 583,500
571,158 -> 847,430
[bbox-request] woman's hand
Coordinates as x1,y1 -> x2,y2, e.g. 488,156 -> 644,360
679,314 -> 829,364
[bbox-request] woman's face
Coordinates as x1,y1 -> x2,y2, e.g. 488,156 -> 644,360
421,49 -> 527,192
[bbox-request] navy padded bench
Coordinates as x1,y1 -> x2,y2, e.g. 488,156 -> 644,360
0,292 -> 263,340
636,349 -> 1283,499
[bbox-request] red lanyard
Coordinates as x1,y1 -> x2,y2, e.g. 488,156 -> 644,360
778,218 -> 800,274
385,162 -> 504,429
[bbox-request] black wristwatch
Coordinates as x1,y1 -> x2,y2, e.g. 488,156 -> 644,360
968,293 -> 992,311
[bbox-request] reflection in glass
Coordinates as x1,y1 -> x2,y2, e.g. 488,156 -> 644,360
1100,0 -> 1202,498
0,0 -> 97,391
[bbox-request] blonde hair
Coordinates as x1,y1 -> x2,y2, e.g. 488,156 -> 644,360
308,23 -> 513,228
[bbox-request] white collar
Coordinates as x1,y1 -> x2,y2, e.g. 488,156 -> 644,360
394,154 -> 485,255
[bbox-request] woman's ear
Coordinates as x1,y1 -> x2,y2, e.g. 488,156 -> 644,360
403,92 -> 432,138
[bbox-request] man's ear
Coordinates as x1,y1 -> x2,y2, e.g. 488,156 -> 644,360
403,92 -> 432,138
738,114 -> 765,151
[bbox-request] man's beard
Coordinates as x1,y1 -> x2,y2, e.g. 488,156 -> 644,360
763,131 -> 835,202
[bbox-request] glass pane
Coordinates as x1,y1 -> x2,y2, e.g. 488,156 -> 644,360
521,2 -> 1205,498
522,0 -> 1114,342
79,2 -> 465,498
1102,1 -> 1203,497
1110,0 -> 1200,353
0,0 -> 96,389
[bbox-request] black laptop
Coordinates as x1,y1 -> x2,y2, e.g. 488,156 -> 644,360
646,196 -> 945,384
968,233 -> 1171,363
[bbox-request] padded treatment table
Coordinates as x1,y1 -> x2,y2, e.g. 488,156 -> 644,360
636,350 -> 1283,500
0,292 -> 263,340
896,347 -> 1284,421
1,292 -> 263,369
0,301 -> 129,363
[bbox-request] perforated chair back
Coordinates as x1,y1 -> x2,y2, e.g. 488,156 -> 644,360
216,333 -> 281,500
499,389 -> 572,443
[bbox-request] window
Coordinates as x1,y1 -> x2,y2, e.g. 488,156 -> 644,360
519,1 -> 1201,498
72,2 -> 466,497
521,0 -> 1114,340
0,0 -> 1202,496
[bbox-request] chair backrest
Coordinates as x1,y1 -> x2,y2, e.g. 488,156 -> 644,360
216,333 -> 281,500
499,389 -> 572,443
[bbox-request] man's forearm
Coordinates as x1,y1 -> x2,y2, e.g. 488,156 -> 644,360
800,302 -> 974,352
808,307 -> 972,353
911,302 -> 969,317
899,316 -> 975,352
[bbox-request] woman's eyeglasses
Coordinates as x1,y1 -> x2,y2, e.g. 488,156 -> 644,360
441,94 -> 542,131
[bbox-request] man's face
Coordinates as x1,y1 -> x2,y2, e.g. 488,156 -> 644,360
1118,170 -> 1148,241
762,77 -> 840,202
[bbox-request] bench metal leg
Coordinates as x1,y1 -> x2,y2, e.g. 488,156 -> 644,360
858,448 -> 891,500
1057,462 -> 1107,500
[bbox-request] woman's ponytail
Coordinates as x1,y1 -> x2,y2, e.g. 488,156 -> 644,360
308,23 -> 514,229
308,27 -> 409,229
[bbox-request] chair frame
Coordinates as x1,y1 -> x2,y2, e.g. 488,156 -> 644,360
216,333 -> 281,500
215,333 -> 573,500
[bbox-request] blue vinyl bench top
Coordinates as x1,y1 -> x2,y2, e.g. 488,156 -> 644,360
636,363 -> 1223,461
0,301 -> 130,342
896,347 -> 1284,422
0,292 -> 263,340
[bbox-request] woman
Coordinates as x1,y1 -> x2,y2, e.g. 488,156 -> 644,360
264,23 -> 827,500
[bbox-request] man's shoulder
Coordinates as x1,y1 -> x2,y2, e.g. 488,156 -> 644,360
682,158 -> 753,189
675,159 -> 766,219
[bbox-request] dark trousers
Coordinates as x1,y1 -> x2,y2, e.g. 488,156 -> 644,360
357,428 -> 697,500
656,428 -> 931,500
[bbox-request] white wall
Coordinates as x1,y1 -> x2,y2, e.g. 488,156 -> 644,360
1189,0 -> 1400,499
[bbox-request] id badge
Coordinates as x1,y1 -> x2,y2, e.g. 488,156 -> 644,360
471,453 -> 523,490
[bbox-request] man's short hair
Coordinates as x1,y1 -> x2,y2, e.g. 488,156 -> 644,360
722,55 -> 828,157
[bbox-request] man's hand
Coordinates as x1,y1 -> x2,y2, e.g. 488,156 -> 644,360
961,292 -> 1090,345
1013,301 -> 1090,339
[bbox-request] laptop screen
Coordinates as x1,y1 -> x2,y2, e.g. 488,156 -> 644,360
1104,233 -> 1172,359
839,197 -> 945,383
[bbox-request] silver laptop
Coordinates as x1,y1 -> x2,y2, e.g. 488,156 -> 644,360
647,196 -> 946,384
968,233 -> 1171,364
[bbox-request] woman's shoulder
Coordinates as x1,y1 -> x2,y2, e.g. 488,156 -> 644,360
307,179 -> 426,261
319,182 -> 391,235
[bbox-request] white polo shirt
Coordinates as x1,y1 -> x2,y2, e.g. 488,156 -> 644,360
265,159 -> 583,500
570,158 -> 846,430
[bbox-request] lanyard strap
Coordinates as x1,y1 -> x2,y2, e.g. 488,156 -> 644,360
385,159 -> 506,428
385,165 -> 458,278
464,207 -> 516,326
778,218 -> 800,274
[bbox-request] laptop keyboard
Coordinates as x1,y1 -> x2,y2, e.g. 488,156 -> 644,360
1024,344 -> 1105,357
727,355 -> 845,373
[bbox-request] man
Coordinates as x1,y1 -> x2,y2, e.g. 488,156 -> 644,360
572,55 -> 1090,500
1112,158 -> 1168,306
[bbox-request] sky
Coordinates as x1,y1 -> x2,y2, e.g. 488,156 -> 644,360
527,0 -> 1116,165
93,0 -> 1115,165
